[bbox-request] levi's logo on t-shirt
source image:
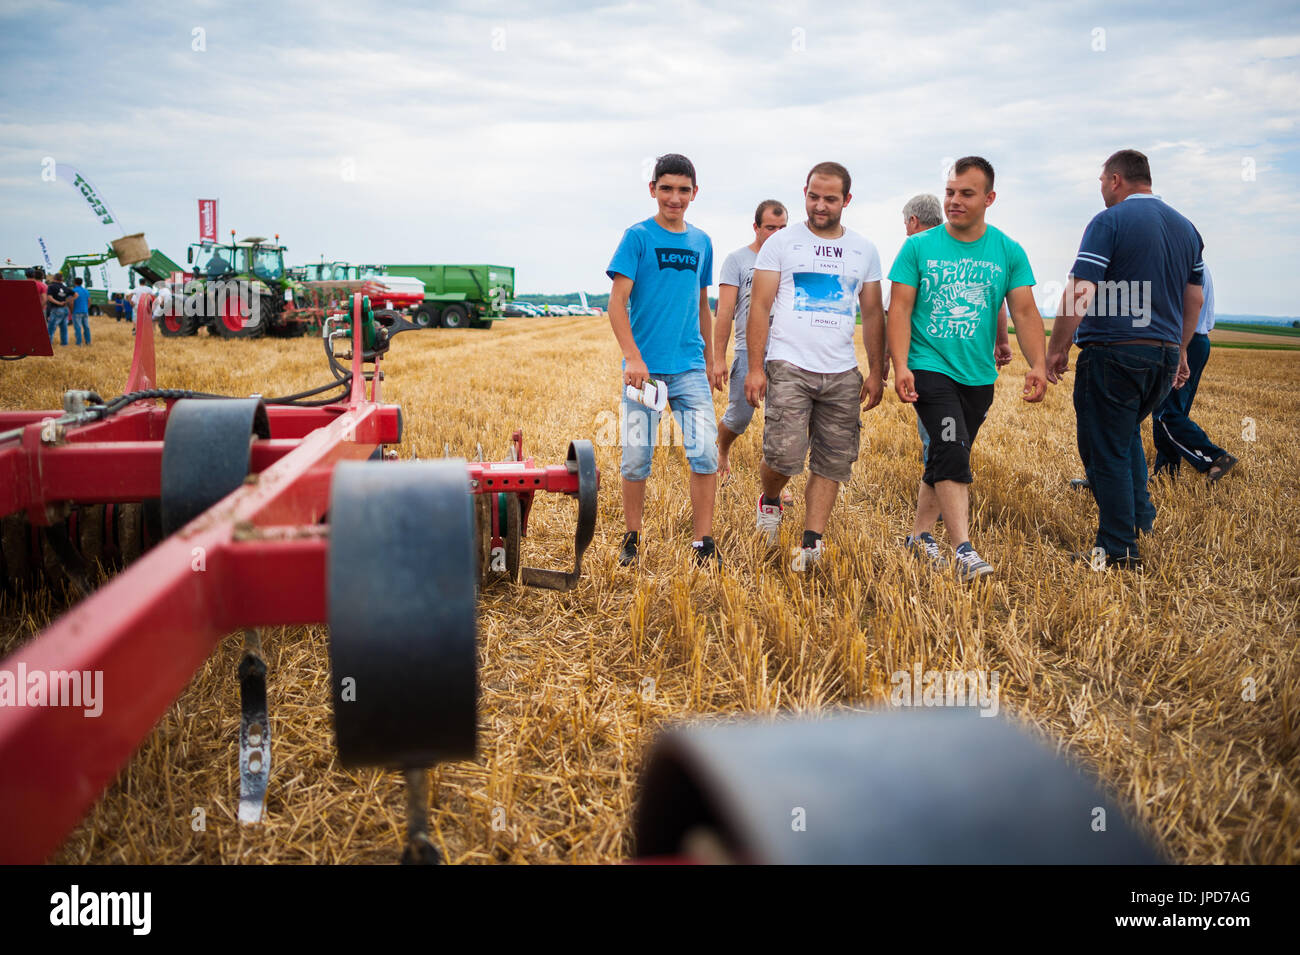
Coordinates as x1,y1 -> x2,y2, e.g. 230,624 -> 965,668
656,248 -> 699,272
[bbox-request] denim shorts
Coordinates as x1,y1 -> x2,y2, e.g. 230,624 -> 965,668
720,349 -> 757,435
620,368 -> 719,481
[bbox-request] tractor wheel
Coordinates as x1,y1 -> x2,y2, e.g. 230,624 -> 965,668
212,291 -> 267,338
159,309 -> 198,337
327,460 -> 478,769
413,304 -> 438,329
89,305 -> 100,316
440,304 -> 468,329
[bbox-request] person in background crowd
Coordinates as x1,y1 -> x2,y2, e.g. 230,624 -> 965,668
45,271 -> 73,346
712,198 -> 788,485
71,277 -> 91,346
1151,264 -> 1236,481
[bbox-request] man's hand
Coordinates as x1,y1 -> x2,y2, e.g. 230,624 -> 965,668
1022,365 -> 1048,402
624,356 -> 649,388
1045,344 -> 1070,384
894,366 -> 918,403
995,338 -> 1013,368
861,371 -> 883,411
707,357 -> 727,391
744,368 -> 767,407
1173,349 -> 1190,389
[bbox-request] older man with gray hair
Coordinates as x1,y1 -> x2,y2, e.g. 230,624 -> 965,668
895,194 -> 1012,566
903,193 -> 944,235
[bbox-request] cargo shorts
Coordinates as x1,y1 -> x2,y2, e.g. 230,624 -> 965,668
762,359 -> 862,484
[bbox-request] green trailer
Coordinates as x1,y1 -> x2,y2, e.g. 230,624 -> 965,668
383,263 -> 514,329
55,248 -> 185,314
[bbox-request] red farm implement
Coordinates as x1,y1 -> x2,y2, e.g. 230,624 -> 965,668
0,282 -> 596,864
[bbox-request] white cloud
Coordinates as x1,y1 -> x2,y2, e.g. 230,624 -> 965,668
0,0 -> 1296,313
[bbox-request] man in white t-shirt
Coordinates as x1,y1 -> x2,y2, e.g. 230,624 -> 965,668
711,199 -> 788,483
744,161 -> 887,569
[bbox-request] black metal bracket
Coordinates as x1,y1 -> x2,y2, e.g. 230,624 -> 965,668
521,440 -> 597,591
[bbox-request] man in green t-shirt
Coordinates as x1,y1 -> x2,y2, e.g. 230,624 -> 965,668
887,156 -> 1050,581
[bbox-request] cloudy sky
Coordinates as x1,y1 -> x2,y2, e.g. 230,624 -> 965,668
2,0 -> 1297,314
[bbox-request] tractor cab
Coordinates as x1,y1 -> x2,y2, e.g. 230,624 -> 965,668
245,238 -> 286,282
187,235 -> 287,283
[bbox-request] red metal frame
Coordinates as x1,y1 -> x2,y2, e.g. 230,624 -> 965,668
0,295 -> 396,863
0,292 -> 594,864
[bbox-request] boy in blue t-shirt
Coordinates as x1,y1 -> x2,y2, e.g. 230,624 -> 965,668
606,153 -> 720,566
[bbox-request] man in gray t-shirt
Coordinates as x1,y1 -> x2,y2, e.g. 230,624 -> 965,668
711,199 -> 788,481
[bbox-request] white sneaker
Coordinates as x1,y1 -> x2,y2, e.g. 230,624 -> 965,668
953,543 -> 993,582
755,494 -> 783,545
791,538 -> 825,571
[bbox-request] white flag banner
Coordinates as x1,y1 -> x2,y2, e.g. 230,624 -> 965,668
578,290 -> 588,309
55,163 -> 124,233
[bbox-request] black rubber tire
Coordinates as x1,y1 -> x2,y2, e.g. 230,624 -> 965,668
160,398 -> 270,535
634,709 -> 1163,864
440,304 -> 468,329
413,305 -> 438,329
158,310 -> 199,337
212,291 -> 269,339
327,460 -> 478,768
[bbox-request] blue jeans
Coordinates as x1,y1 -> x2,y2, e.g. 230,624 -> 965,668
71,310 -> 91,345
46,307 -> 69,345
1152,333 -> 1222,474
620,368 -> 719,481
1073,343 -> 1179,560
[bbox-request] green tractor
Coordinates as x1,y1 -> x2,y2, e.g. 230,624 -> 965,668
164,234 -> 310,339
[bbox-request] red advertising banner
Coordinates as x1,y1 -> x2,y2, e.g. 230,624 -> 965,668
198,199 -> 217,242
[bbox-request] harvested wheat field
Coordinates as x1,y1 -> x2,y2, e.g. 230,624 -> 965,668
2,315 -> 1298,865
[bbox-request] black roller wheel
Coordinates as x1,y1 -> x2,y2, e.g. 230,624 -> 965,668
440,304 -> 468,329
161,398 -> 270,536
327,460 -> 478,769
634,709 -> 1163,864
413,305 -> 438,329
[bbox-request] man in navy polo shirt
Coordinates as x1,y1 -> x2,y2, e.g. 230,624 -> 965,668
607,153 -> 720,567
1047,149 -> 1205,568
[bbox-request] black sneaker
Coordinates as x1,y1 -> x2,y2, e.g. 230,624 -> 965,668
692,536 -> 720,568
618,531 -> 639,566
